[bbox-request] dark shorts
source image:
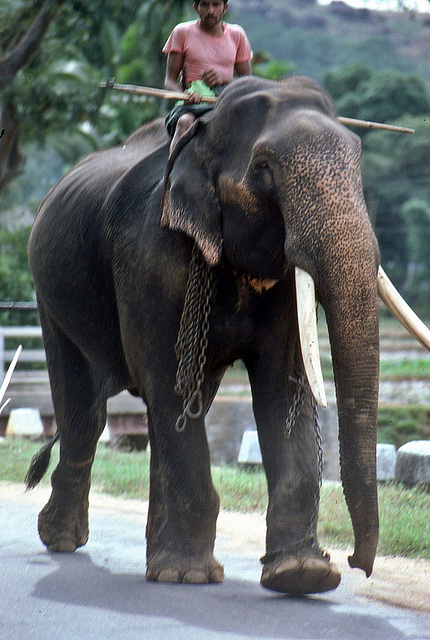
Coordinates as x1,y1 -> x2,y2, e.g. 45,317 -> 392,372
165,103 -> 215,137
164,84 -> 226,137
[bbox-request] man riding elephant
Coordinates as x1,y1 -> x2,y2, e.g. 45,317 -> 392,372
163,0 -> 253,152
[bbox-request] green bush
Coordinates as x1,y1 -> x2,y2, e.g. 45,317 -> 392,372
0,227 -> 37,323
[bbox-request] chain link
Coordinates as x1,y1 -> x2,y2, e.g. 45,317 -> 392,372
283,375 -> 324,546
285,375 -> 307,439
285,376 -> 323,491
311,394 -> 324,531
174,244 -> 216,433
313,397 -> 324,490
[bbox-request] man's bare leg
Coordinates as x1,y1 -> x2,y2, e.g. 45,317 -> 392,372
169,113 -> 197,154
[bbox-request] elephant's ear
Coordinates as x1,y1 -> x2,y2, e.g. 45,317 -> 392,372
161,120 -> 222,267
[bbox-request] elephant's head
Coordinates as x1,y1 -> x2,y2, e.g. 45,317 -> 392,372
162,75 -> 429,577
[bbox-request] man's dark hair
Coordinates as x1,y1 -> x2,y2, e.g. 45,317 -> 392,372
194,1 -> 228,5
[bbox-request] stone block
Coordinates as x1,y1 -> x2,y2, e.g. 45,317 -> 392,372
6,408 -> 44,437
395,440 -> 430,486
237,430 -> 262,465
209,399 -> 342,477
376,443 -> 396,481
207,398 -> 255,465
99,423 -> 110,442
318,403 -> 340,481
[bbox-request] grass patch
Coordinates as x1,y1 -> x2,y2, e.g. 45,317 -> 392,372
0,437 -> 52,485
212,465 -> 268,513
377,406 -> 429,448
319,482 -> 430,560
221,355 -> 430,389
380,359 -> 430,379
1,437 -> 429,559
321,356 -> 430,382
92,446 -> 150,499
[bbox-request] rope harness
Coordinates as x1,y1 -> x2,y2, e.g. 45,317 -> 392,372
174,244 -> 217,432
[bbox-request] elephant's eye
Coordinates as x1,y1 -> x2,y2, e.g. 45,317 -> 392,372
252,159 -> 275,190
254,161 -> 268,171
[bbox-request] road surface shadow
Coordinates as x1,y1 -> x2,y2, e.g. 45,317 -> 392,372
31,551 -> 405,640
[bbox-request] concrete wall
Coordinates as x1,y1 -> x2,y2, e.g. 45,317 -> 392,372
206,396 -> 341,481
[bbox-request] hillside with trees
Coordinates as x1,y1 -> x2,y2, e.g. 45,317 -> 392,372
230,0 -> 430,84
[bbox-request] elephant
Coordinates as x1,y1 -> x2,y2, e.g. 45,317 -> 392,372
26,75 -> 429,595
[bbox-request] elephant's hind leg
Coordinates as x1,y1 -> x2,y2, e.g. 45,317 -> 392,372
37,307 -> 108,552
38,455 -> 94,552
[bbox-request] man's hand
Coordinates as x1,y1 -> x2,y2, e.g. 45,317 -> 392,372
187,92 -> 203,104
201,68 -> 229,87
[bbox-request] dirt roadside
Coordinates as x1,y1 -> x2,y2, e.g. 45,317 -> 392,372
1,482 -> 429,614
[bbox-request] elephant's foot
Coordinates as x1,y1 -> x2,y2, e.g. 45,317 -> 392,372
38,491 -> 89,552
146,552 -> 224,585
261,551 -> 341,595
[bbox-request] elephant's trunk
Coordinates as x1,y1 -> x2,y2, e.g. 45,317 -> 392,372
271,116 -> 381,573
322,263 -> 380,576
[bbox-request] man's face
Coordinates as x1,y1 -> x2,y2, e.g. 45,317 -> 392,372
194,1 -> 228,28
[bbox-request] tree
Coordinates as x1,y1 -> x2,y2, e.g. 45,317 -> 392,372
399,198 -> 430,306
252,52 -> 295,81
361,114 -> 430,298
0,0 -> 191,199
0,0 -> 67,194
0,225 -> 38,322
322,63 -> 372,101
96,0 -> 191,142
323,64 -> 430,128
323,64 -> 430,305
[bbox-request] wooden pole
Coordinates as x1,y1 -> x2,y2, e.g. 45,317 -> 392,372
99,80 -> 217,103
99,81 -> 414,133
338,116 -> 414,134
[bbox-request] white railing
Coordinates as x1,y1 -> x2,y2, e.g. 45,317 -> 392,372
0,326 -> 45,377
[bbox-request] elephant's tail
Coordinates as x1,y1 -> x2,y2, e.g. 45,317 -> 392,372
25,431 -> 59,490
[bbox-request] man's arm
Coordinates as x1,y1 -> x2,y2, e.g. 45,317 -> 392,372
164,51 -> 185,93
235,60 -> 252,77
202,59 -> 252,88
164,51 -> 203,103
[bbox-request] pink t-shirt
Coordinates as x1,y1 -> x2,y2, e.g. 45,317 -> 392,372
162,20 -> 253,85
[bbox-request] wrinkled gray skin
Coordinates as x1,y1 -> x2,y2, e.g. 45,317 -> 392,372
28,76 -> 380,595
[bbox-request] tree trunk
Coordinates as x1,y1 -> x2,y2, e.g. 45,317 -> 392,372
0,0 -> 65,197
0,103 -> 25,194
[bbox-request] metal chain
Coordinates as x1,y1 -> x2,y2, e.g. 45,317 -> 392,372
285,375 -> 306,439
312,396 -> 324,491
174,244 -> 216,433
311,394 -> 324,532
283,375 -> 324,547
285,376 -> 323,487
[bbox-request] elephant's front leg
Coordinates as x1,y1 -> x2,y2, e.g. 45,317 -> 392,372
247,356 -> 341,595
145,400 -> 224,584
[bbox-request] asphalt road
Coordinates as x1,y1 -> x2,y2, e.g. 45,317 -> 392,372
1,487 -> 429,640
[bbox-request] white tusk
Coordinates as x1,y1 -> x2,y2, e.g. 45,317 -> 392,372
295,267 -> 327,407
377,266 -> 430,351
